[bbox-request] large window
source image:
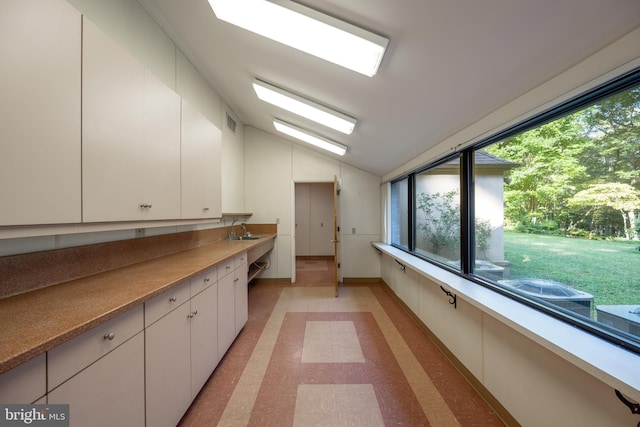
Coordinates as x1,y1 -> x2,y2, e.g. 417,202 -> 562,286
390,69 -> 640,353
414,159 -> 461,267
390,178 -> 409,249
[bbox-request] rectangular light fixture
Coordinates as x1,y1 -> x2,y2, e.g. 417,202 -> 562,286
273,119 -> 347,156
208,0 -> 389,77
253,79 -> 356,134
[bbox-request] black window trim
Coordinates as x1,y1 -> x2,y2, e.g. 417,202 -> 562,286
390,66 -> 640,355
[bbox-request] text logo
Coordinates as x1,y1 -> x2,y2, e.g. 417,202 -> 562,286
0,405 -> 68,427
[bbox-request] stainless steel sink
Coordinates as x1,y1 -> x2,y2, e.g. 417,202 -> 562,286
231,235 -> 262,240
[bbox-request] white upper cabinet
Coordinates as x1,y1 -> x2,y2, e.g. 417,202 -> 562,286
82,18 -> 181,222
82,17 -> 145,222
181,99 -> 222,219
0,0 -> 81,226
142,70 -> 181,220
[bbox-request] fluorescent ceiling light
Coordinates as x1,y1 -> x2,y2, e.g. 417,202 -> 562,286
253,79 -> 356,134
273,119 -> 347,156
208,0 -> 389,77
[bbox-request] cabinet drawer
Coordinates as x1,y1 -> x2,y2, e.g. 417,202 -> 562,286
235,252 -> 247,270
48,332 -> 145,427
48,305 -> 143,391
218,258 -> 235,279
190,266 -> 217,297
0,353 -> 46,403
145,280 -> 190,327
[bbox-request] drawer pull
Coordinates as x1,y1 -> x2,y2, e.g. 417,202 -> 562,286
234,278 -> 239,283
188,310 -> 198,318
104,332 -> 115,341
204,278 -> 210,282
169,297 -> 177,302
226,265 -> 231,270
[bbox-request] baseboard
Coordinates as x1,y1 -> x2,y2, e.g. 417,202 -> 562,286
342,277 -> 383,285
252,278 -> 292,285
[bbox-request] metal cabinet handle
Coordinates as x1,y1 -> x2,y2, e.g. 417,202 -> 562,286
104,332 -> 115,341
139,204 -> 152,208
188,310 -> 198,318
169,296 -> 177,302
234,278 -> 239,283
203,207 -> 209,211
204,278 -> 210,283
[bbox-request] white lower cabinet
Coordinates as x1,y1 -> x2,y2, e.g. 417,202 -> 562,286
234,254 -> 249,335
218,252 -> 248,359
145,299 -> 192,427
145,268 -> 222,427
189,280 -> 219,398
2,255 -> 249,426
47,332 -> 145,427
0,353 -> 46,404
46,306 -> 145,427
218,270 -> 236,360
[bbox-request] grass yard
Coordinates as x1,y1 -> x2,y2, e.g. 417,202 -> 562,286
503,231 -> 640,306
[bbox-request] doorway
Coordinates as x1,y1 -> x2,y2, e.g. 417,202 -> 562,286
293,182 -> 338,288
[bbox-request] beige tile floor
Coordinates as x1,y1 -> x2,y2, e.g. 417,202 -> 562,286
179,258 -> 506,426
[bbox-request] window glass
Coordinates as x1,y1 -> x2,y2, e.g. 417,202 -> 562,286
390,178 -> 409,249
478,83 -> 640,342
414,159 -> 461,267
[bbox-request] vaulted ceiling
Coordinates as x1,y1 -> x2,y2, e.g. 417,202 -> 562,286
139,0 -> 640,176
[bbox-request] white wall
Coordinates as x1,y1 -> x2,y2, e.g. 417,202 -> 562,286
380,253 -> 637,426
383,28 -> 640,183
245,127 -> 381,280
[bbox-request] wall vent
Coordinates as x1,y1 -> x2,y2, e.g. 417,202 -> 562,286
226,112 -> 237,134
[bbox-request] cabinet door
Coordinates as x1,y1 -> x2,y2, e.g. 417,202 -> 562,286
0,354 -> 45,404
145,301 -> 191,427
142,70 -> 181,220
181,99 -> 222,219
217,273 -> 236,360
234,259 -> 249,335
190,283 -> 218,398
0,0 -> 81,226
82,17 -> 145,222
48,333 -> 145,427
48,305 -> 143,391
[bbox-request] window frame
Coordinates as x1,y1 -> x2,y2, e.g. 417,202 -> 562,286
389,67 -> 640,355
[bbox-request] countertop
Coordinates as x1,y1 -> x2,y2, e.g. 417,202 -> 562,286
0,234 -> 276,375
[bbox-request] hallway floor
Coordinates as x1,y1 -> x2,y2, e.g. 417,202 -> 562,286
178,257 -> 505,426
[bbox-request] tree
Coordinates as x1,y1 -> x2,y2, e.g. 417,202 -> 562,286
568,182 -> 640,239
416,190 -> 460,256
485,116 -> 588,229
416,190 -> 493,258
579,87 -> 640,189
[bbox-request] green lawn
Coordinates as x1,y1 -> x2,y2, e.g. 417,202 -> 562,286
503,231 -> 640,306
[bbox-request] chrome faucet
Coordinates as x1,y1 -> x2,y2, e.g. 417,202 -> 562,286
241,223 -> 247,237
229,219 -> 239,240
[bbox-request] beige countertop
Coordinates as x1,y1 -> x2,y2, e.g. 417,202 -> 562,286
0,234 -> 276,374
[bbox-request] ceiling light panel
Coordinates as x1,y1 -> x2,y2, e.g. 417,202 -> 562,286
208,0 -> 389,77
273,119 -> 347,156
253,79 -> 356,134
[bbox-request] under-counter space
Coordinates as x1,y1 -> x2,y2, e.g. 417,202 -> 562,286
0,233 -> 276,375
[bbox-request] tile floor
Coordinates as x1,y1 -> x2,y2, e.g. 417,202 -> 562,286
178,257 -> 505,426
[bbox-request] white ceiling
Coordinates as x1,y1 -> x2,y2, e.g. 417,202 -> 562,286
139,0 -> 640,177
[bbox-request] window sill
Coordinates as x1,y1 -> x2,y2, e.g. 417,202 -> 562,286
373,242 -> 640,401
